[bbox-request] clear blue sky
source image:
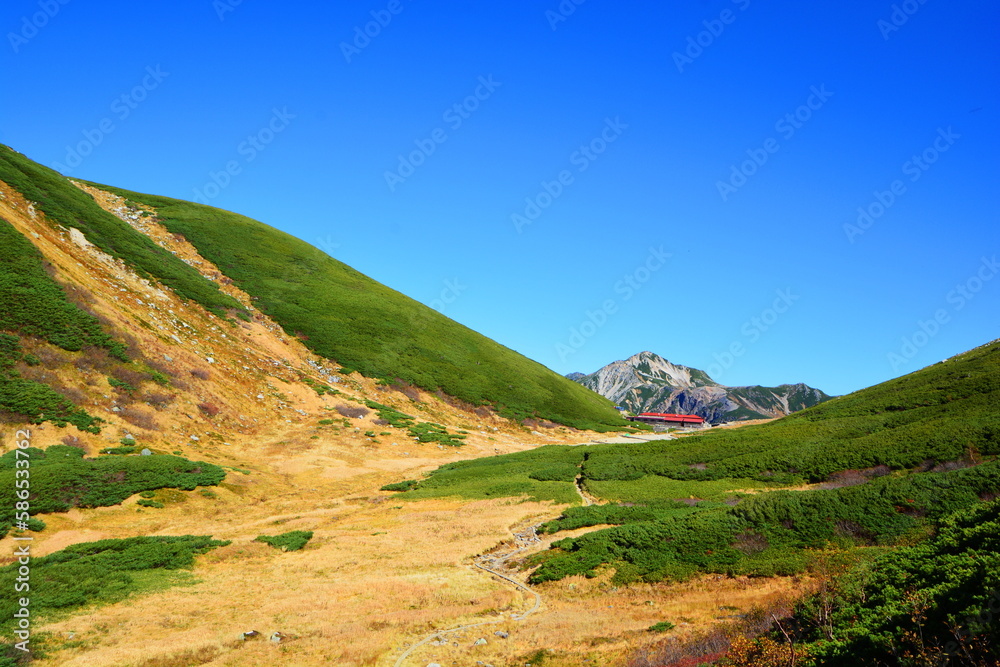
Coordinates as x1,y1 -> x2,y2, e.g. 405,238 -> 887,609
2,0 -> 997,396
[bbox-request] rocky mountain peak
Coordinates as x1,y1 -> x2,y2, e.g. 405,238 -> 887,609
570,351 -> 832,423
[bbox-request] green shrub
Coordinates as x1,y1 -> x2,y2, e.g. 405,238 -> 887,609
0,216 -> 127,359
381,479 -> 419,492
303,377 -> 338,395
0,535 -> 229,634
364,400 -> 414,428
795,500 -> 1000,665
108,377 -> 136,393
0,446 -> 226,519
0,334 -> 103,434
408,422 -> 466,447
254,530 -> 313,552
137,499 -> 164,508
100,446 -> 137,455
648,621 -> 675,632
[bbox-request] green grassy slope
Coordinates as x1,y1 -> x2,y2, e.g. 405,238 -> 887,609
83,182 -> 625,430
0,145 -> 244,317
0,216 -> 122,432
390,341 -> 1000,585
791,498 -> 1000,665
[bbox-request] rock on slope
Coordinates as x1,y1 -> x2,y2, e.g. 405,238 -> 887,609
569,351 -> 832,423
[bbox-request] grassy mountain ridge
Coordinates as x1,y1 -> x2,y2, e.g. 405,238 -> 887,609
75,181 -> 623,430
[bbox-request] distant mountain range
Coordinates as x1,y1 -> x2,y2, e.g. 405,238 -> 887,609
567,351 -> 833,423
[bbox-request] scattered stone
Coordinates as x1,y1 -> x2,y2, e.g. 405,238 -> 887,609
206,357 -> 215,364
163,354 -> 173,362
140,448 -> 152,456
473,638 -> 487,646
269,631 -> 286,643
239,630 -> 260,641
494,631 -> 508,639
257,394 -> 264,400
190,435 -> 200,441
111,407 -> 121,413
68,228 -> 92,248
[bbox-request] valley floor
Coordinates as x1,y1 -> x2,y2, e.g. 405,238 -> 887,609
3,423 -> 804,667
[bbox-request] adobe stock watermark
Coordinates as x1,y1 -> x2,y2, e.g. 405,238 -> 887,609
384,75 -> 502,192
408,278 -> 468,330
887,255 -> 997,372
429,278 -> 467,312
555,246 -> 671,362
192,107 -> 295,204
213,0 -> 245,21
878,0 -> 929,40
52,66 -> 169,174
673,0 -> 751,73
717,85 -> 833,201
315,235 -> 341,257
843,126 -> 959,243
545,0 -> 587,31
706,288 -> 800,380
511,117 -> 628,233
11,429 -> 33,654
341,0 -> 406,63
7,0 -> 70,53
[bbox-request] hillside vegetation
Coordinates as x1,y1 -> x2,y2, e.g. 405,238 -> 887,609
391,342 -> 1000,579
388,342 -> 1000,663
84,181 -> 624,430
0,146 -> 243,317
0,216 -> 122,432
1,535 -> 229,664
1,444 -> 226,535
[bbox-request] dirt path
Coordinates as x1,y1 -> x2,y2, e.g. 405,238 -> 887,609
392,472 -> 608,665
392,524 -> 545,667
575,474 -> 600,507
